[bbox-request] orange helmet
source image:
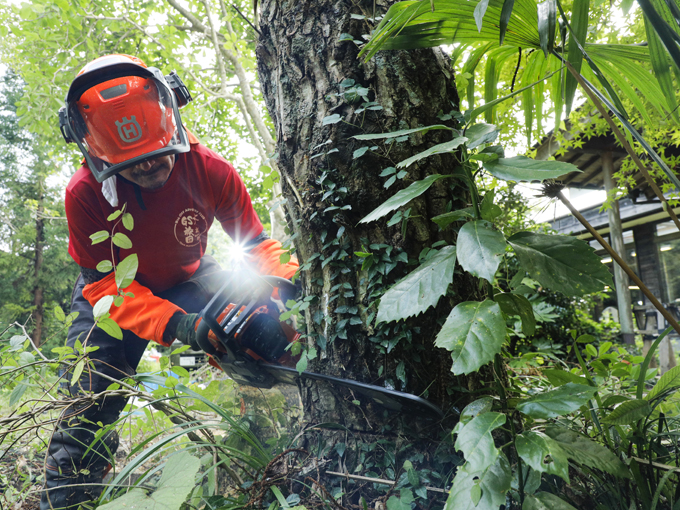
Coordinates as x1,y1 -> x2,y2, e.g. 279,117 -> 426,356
59,54 -> 192,182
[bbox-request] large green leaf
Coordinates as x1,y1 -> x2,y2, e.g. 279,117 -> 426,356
544,427 -> 631,478
603,399 -> 652,425
453,397 -> 495,434
482,156 -> 579,182
464,123 -> 499,149
359,174 -> 451,224
397,137 -> 468,168
543,369 -> 588,386
516,383 -> 596,419
645,364 -> 680,401
431,207 -> 474,229
564,0 -> 590,116
99,451 -> 200,510
377,246 -> 457,324
515,431 -> 570,482
445,453 -> 512,510
435,300 -> 506,374
508,232 -> 613,297
455,412 -> 506,472
523,493 -> 578,510
537,0 -> 556,57
115,254 -> 138,290
457,220 -> 506,283
495,292 -> 536,335
353,124 -> 456,140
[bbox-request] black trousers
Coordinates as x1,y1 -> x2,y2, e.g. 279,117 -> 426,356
41,256 -> 228,510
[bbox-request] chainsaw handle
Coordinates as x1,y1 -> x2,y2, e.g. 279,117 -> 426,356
195,272 -> 295,358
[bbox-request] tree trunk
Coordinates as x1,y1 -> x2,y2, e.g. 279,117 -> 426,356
32,181 -> 45,347
257,0 -> 480,431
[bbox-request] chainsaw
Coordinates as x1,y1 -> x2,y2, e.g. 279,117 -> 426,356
194,272 -> 443,419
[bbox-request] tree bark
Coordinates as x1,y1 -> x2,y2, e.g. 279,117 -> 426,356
257,0 -> 480,432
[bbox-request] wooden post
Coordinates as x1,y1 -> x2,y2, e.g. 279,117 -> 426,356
602,152 -> 635,344
633,224 -> 676,373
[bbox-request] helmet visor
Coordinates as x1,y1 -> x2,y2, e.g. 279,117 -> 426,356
66,72 -> 189,182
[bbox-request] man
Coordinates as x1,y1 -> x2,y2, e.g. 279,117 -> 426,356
43,54 -> 298,510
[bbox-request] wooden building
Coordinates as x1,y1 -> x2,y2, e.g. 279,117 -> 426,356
536,117 -> 680,372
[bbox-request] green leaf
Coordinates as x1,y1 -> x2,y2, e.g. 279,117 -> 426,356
474,0 -> 491,31
564,0 -> 590,116
96,260 -> 113,273
480,191 -> 502,221
115,254 -> 138,290
646,365 -> 680,401
322,114 -> 342,125
107,210 -> 123,221
386,489 -> 414,510
603,399 -> 652,425
508,232 -> 613,297
499,0 -> 516,44
457,220 -> 506,283
517,383 -> 596,419
494,293 -> 536,336
455,412 -> 506,473
98,451 -> 200,510
353,124 -> 455,140
515,431 -> 570,482
10,382 -> 29,407
464,123 -> 499,149
543,427 -> 631,478
122,213 -> 134,231
431,208 -> 474,229
543,369 -> 588,386
98,318 -> 123,340
523,492 -> 579,510
445,453 -> 512,510
71,359 -> 85,386
537,0 -> 556,57
93,295 -> 114,319
483,156 -> 579,182
397,137 -> 468,168
90,230 -> 110,245
54,305 -> 66,322
453,396 -> 495,434
112,233 -> 132,249
359,174 -> 451,224
435,300 -> 506,375
377,246 -> 457,324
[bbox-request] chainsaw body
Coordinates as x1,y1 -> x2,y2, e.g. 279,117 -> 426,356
195,272 -> 444,419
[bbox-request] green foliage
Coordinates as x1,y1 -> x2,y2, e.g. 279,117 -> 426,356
435,300 -> 506,375
457,220 -> 506,282
508,232 -> 613,297
98,452 -> 200,510
376,246 -> 457,324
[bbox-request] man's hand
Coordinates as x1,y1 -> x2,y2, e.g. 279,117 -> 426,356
174,313 -> 201,350
170,308 -> 233,352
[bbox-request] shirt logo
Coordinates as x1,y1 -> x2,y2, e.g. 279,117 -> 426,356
174,208 -> 207,247
115,116 -> 142,143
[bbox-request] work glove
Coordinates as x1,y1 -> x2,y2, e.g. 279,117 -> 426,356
173,313 -> 201,351
278,278 -> 302,307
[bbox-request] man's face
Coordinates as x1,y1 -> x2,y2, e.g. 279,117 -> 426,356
119,155 -> 176,189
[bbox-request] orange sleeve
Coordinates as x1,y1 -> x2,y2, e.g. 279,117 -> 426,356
82,273 -> 185,346
247,239 -> 299,280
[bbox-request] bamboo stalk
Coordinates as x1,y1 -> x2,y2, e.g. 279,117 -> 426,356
564,61 -> 680,233
557,191 -> 680,336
